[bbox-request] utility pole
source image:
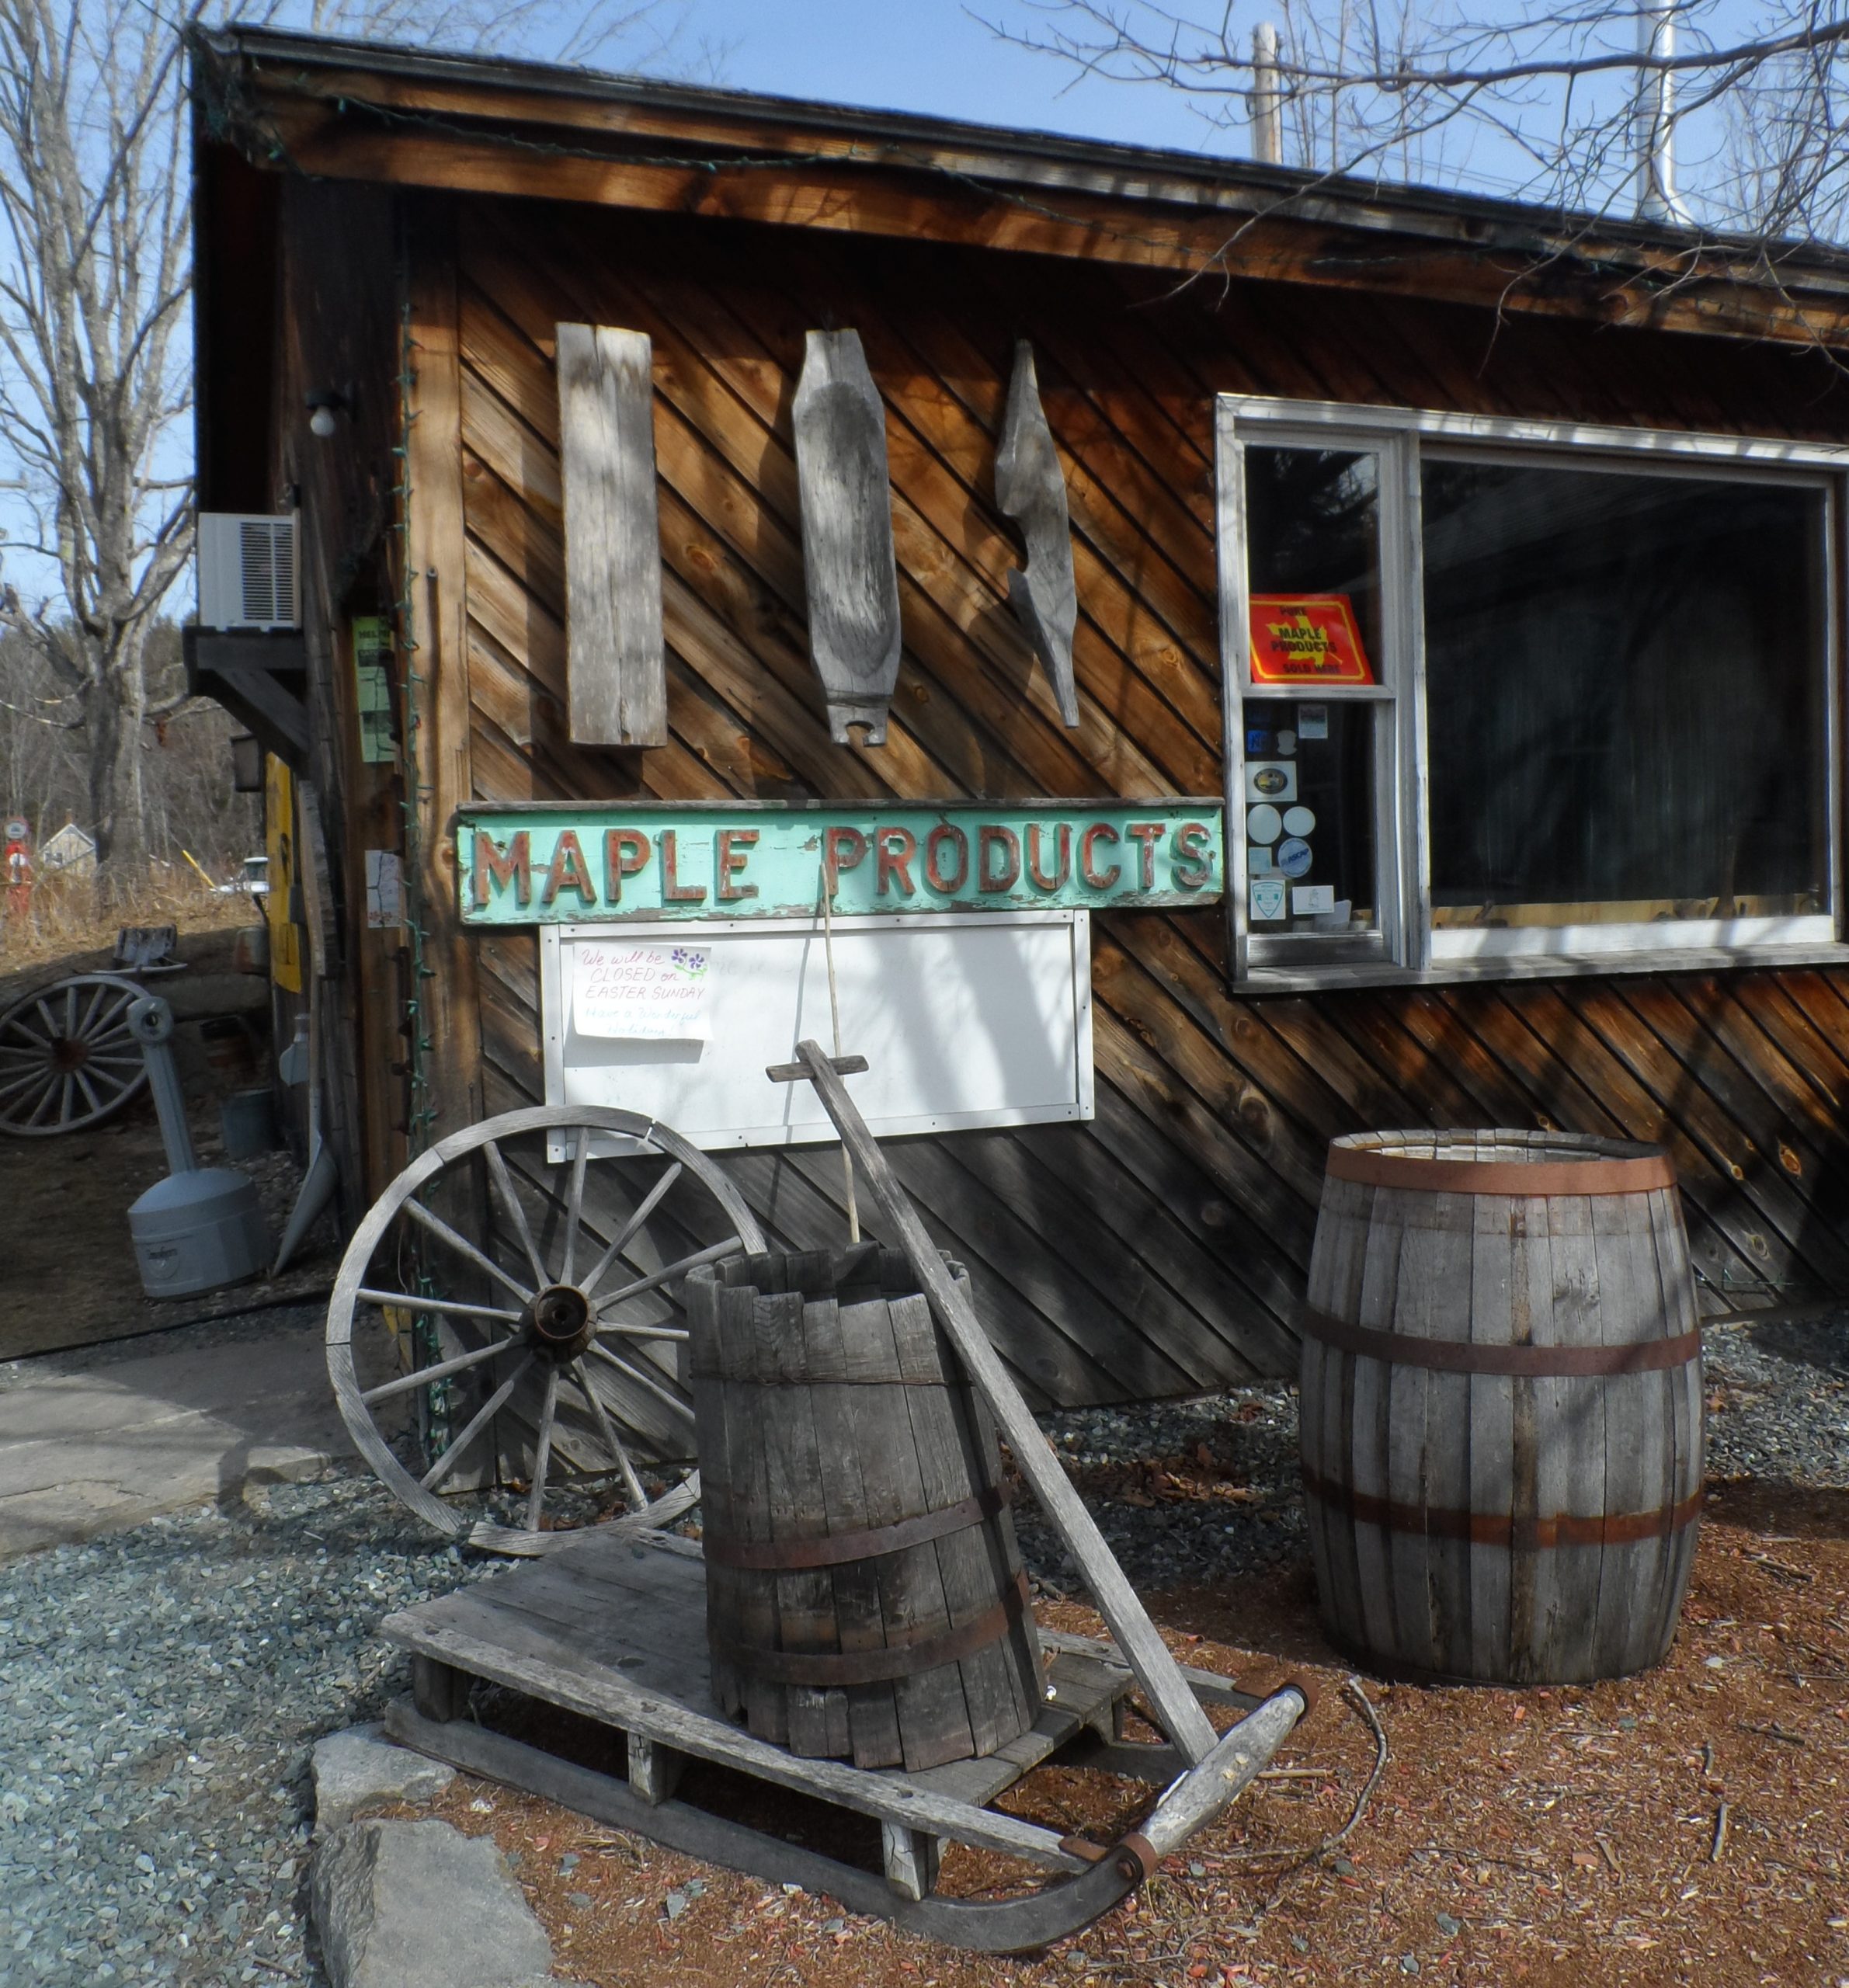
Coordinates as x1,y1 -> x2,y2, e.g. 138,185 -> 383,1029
1635,1 -> 1692,224
1251,23 -> 1284,166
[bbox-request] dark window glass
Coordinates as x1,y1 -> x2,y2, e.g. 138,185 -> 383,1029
1421,462 -> 1828,927
1244,447 -> 1382,672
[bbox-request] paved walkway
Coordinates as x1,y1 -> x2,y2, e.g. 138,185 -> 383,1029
0,1306 -> 363,1562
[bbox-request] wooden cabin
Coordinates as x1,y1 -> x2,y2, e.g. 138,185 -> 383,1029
188,26 -> 1849,1408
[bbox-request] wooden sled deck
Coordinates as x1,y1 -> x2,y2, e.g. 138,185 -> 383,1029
379,1526 -> 1309,1952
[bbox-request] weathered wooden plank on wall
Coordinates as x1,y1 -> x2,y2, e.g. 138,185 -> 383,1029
995,340 -> 1079,727
555,321 -> 667,746
792,329 -> 902,746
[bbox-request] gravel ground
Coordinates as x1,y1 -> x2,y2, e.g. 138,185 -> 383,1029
0,1305 -> 1843,1987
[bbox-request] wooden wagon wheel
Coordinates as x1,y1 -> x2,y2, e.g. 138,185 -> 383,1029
0,972 -> 150,1137
328,1104 -> 766,1555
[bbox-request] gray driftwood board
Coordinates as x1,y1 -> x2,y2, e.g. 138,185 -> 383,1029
995,342 -> 1079,728
792,330 -> 903,745
556,322 -> 667,747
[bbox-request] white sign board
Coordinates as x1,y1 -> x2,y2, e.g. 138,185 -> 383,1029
540,910 -> 1093,1153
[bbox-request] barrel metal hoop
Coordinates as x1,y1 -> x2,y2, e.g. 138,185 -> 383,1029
1326,1145 -> 1676,1197
710,1570 -> 1031,1687
1302,1309 -> 1701,1376
703,1486 -> 1006,1571
1301,1463 -> 1704,1548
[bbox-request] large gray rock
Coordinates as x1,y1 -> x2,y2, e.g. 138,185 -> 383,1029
312,1818 -> 556,1988
313,1722 -> 456,1828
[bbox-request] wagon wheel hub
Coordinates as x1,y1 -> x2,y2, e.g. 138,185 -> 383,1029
523,1282 -> 593,1360
50,1037 -> 90,1074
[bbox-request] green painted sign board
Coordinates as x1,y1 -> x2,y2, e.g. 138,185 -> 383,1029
457,801 -> 1224,925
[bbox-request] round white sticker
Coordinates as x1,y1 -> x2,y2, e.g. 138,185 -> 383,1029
1246,804 -> 1282,844
1282,806 -> 1316,837
1276,836 -> 1314,878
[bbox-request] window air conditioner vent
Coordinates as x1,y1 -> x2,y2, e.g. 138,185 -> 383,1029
196,513 -> 300,631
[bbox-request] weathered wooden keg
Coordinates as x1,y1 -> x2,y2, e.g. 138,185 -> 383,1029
686,1242 -> 1043,1771
1299,1131 -> 1705,1685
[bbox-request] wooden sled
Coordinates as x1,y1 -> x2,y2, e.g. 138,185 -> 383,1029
377,1041 -> 1309,1951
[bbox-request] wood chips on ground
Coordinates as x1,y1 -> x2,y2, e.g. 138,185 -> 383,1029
377,1475 -> 1849,1988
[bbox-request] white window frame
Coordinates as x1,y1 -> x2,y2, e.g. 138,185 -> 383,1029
1217,395 -> 1849,988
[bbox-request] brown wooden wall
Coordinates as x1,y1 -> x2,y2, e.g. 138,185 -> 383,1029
377,188 -> 1849,1406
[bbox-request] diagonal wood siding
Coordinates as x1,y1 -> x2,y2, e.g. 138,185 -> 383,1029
440,195 -> 1849,1405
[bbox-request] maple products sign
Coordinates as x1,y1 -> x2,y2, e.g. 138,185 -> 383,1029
1247,595 -> 1375,686
458,802 -> 1224,924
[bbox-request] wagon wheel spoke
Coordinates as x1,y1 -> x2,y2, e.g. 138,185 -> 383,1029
360,1333 -> 521,1406
0,1066 -> 47,1105
4,1013 -> 53,1051
600,1322 -> 690,1343
581,1162 -> 683,1299
588,1340 -> 697,1424
356,1285 -> 523,1326
401,1196 -> 535,1305
593,1236 -> 744,1315
419,1353 -> 536,1493
525,1366 -> 561,1534
482,1138 -> 547,1288
64,983 -> 77,1034
71,1069 -> 102,1117
572,1357 -> 650,1510
558,1133 -> 591,1286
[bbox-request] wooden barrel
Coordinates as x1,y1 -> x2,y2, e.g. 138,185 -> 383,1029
686,1241 -> 1043,1771
1300,1130 -> 1705,1685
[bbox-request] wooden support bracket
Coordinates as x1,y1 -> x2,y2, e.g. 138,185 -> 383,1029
882,1822 -> 943,1902
627,1733 -> 685,1806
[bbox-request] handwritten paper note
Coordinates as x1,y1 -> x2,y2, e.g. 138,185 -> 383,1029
572,943 -> 711,1040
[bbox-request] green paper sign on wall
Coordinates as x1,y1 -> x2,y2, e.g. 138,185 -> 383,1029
457,801 -> 1224,925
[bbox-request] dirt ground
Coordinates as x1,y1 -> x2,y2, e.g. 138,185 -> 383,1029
0,924 -> 338,1358
377,1473 -> 1849,1988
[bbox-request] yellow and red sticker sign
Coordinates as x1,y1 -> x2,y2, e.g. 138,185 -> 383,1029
1248,594 -> 1375,686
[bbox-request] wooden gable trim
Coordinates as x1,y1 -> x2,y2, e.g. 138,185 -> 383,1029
200,36 -> 1849,353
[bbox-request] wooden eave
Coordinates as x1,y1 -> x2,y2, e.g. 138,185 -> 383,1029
192,26 -> 1849,353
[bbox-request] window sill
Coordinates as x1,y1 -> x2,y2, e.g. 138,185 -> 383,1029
1233,940 -> 1849,996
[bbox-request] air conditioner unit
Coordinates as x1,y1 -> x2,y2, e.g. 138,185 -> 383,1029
196,513 -> 300,631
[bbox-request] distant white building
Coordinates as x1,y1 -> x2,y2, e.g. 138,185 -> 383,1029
38,821 -> 97,880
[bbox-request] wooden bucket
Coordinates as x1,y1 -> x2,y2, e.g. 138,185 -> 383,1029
1300,1130 -> 1705,1685
686,1242 -> 1043,1771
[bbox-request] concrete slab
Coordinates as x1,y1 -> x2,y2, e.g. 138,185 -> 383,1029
0,1311 -> 385,1561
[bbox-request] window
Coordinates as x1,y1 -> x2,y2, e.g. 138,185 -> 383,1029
1217,398 -> 1844,982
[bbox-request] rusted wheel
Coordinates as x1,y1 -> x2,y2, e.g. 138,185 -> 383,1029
327,1104 -> 765,1555
0,973 -> 149,1136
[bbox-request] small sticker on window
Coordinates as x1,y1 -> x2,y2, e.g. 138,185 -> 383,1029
1297,704 -> 1329,741
1245,761 -> 1298,803
1291,885 -> 1336,915
1276,836 -> 1314,878
1250,875 -> 1288,921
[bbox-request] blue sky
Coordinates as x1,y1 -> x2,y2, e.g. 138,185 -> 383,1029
645,0 -> 1242,154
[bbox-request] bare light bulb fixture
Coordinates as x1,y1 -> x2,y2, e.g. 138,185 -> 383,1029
304,387 -> 352,439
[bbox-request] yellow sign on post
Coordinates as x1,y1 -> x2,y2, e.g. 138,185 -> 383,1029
264,753 -> 302,993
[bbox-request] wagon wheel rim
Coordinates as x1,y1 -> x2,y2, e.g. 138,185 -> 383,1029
327,1103 -> 766,1555
0,973 -> 150,1137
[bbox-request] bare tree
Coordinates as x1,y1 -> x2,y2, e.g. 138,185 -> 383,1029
988,2 -> 1849,242
0,0 -> 680,889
